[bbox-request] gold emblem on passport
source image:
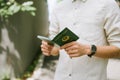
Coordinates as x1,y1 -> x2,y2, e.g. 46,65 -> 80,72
62,36 -> 70,42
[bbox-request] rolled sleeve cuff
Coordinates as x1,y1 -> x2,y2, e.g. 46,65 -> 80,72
109,41 -> 120,48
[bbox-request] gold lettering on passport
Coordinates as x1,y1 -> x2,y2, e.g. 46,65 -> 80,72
62,36 -> 70,42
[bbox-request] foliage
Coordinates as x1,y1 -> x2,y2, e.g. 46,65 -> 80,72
0,0 -> 36,19
0,0 -> 36,80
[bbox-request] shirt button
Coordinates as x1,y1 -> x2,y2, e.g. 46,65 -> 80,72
73,22 -> 77,25
69,74 -> 72,76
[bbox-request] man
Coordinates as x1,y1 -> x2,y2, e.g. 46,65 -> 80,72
41,0 -> 120,80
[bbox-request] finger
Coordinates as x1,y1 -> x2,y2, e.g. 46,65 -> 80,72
42,40 -> 53,47
42,40 -> 48,45
69,53 -> 80,58
65,45 -> 78,51
67,49 -> 79,55
41,42 -> 53,50
61,41 -> 76,49
41,44 -> 49,50
41,41 -> 48,48
41,48 -> 51,53
41,44 -> 46,49
41,48 -> 51,56
43,52 -> 51,56
41,45 -> 54,55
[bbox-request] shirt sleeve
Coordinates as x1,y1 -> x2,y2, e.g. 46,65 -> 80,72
104,1 -> 120,48
48,9 -> 60,40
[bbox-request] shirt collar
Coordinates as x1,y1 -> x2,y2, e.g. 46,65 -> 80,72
72,0 -> 87,2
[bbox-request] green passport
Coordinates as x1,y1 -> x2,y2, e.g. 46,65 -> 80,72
52,27 -> 79,46
37,27 -> 79,46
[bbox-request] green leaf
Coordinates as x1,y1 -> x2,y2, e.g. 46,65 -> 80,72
22,1 -> 33,6
21,6 -> 36,12
0,0 -> 36,19
8,3 -> 21,14
30,12 -> 36,16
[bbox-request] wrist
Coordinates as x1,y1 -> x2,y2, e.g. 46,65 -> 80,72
88,45 -> 97,57
84,45 -> 91,55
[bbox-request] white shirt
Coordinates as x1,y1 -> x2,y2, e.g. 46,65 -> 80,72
49,0 -> 120,80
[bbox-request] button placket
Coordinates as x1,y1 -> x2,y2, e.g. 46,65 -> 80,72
68,58 -> 73,79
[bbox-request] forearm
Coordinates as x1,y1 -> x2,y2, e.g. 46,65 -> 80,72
93,45 -> 120,58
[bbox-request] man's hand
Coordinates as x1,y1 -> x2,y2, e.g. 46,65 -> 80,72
61,41 -> 91,58
41,40 -> 59,56
41,40 -> 54,56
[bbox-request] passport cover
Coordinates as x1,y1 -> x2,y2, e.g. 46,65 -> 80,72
52,27 -> 79,46
37,27 -> 79,46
